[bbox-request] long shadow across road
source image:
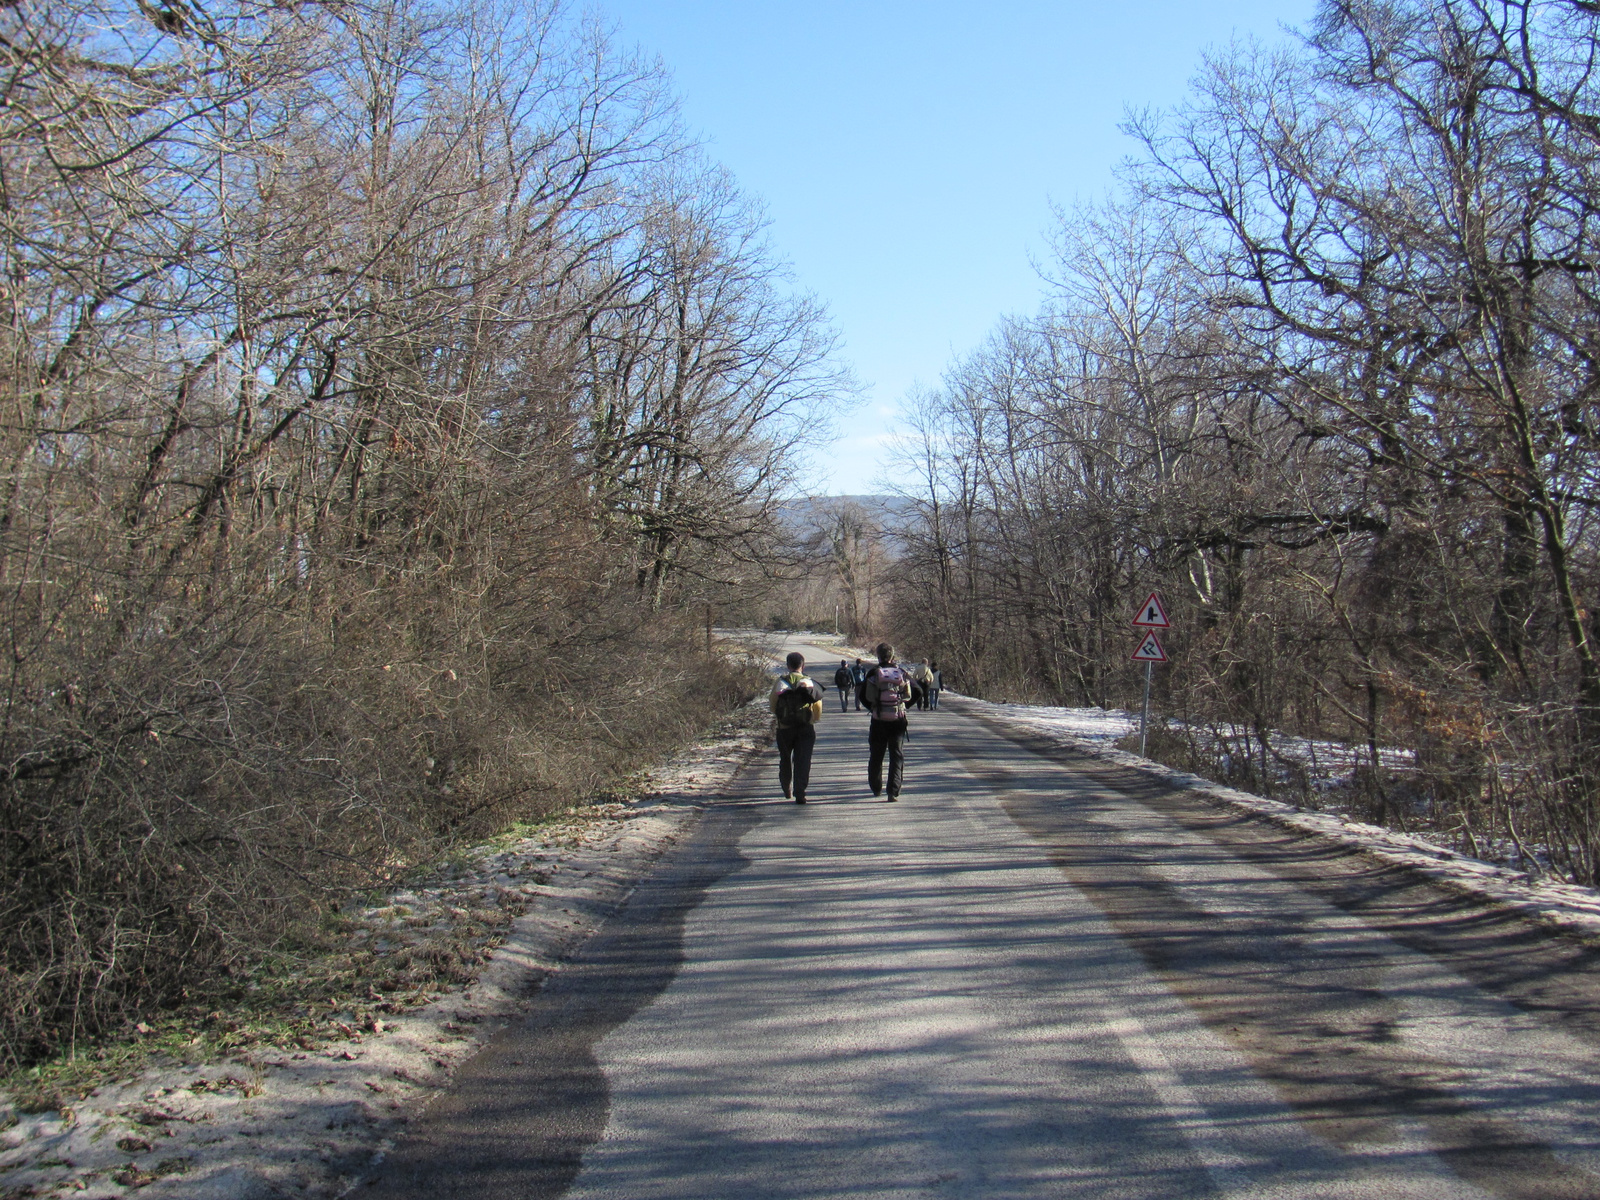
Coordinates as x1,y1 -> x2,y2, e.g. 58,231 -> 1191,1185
366,791 -> 762,1200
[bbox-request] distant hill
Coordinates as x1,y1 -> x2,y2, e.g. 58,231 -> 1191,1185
773,494 -> 921,558
774,494 -> 918,532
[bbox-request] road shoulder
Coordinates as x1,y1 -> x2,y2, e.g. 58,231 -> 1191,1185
947,693 -> 1600,946
948,694 -> 1600,1050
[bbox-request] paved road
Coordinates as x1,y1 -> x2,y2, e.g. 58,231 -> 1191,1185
370,638 -> 1600,1199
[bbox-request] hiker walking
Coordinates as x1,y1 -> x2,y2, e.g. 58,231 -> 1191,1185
860,642 -> 912,801
850,658 -> 867,711
770,651 -> 823,804
833,659 -> 853,712
912,660 -> 935,710
928,661 -> 943,710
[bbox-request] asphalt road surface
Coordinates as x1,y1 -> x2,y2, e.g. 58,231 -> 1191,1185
368,638 -> 1600,1199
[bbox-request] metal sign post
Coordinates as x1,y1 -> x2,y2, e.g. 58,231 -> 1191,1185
1130,597 -> 1171,757
1142,662 -> 1152,756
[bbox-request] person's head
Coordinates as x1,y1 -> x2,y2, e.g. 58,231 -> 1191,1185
931,660 -> 938,669
855,657 -> 863,666
785,651 -> 805,671
840,660 -> 848,668
876,642 -> 895,665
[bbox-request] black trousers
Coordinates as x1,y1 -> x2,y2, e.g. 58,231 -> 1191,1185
775,724 -> 816,798
837,685 -> 852,712
867,717 -> 908,796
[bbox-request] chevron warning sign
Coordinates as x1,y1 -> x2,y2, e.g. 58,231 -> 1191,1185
1131,631 -> 1169,663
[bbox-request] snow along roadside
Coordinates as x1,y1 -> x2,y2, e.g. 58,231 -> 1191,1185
946,692 -> 1600,946
0,699 -> 774,1200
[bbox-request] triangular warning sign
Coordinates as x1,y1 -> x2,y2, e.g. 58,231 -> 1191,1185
1131,631 -> 1169,663
1132,591 -> 1171,628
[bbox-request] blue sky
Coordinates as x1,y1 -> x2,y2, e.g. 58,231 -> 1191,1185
590,1 -> 1317,493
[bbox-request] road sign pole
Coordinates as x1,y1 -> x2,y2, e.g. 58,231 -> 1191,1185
1140,660 -> 1151,757
1130,594 -> 1170,758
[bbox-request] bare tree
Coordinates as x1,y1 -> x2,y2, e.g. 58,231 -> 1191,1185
0,0 -> 843,1067
884,0 -> 1600,881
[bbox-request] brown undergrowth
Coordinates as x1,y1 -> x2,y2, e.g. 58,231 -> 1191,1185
1,715 -> 766,1114
0,567 -> 767,1078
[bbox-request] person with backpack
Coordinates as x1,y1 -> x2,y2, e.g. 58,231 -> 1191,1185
850,658 -> 867,711
770,651 -> 823,803
912,660 -> 935,710
928,661 -> 943,710
860,642 -> 912,800
833,659 -> 853,712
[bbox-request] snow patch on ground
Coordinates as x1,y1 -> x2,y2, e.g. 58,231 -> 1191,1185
962,696 -> 1418,782
0,700 -> 773,1200
962,699 -> 1135,748
950,693 -> 1600,945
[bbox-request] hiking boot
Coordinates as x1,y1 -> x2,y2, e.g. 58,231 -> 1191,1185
794,795 -> 806,804
782,786 -> 791,799
886,791 -> 899,802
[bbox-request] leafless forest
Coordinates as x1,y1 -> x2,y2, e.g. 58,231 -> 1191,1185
0,0 -> 840,1066
885,0 -> 1600,886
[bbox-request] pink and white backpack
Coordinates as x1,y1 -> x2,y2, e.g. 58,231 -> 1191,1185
871,665 -> 907,721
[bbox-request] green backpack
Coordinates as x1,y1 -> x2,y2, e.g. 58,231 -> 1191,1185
774,678 -> 816,726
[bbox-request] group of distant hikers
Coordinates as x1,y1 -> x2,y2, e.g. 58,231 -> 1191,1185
768,644 -> 942,804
